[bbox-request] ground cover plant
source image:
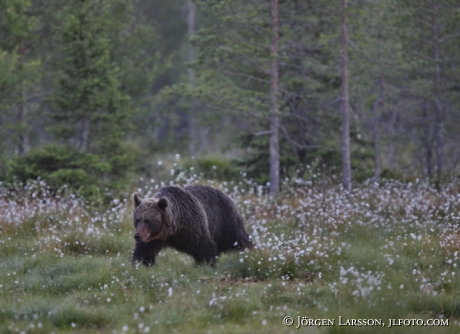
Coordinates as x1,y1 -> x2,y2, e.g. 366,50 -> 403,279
1,168 -> 460,333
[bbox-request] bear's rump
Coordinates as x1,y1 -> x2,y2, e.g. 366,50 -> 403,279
184,185 -> 250,252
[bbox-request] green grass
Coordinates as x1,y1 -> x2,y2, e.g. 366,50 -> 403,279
1,179 -> 460,333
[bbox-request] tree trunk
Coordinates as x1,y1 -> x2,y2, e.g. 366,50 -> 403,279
373,35 -> 385,183
81,115 -> 91,152
340,0 -> 351,191
187,0 -> 198,156
17,80 -> 29,155
269,0 -> 280,194
372,99 -> 381,183
17,42 -> 29,155
423,101 -> 433,180
431,3 -> 444,180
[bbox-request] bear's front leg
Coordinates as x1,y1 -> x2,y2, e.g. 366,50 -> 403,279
132,240 -> 166,266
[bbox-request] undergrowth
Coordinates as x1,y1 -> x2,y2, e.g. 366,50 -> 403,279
1,170 -> 460,333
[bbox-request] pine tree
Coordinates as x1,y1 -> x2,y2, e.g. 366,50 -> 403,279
189,0 -> 340,188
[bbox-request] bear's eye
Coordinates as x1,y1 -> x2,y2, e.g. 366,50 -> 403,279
134,219 -> 140,227
144,219 -> 152,224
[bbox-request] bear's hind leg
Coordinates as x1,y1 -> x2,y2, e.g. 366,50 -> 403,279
191,240 -> 219,267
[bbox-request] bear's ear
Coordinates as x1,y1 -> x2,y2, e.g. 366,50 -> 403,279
133,193 -> 142,208
157,197 -> 168,211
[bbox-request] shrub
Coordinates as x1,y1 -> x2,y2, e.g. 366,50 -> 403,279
7,144 -> 134,196
186,157 -> 239,181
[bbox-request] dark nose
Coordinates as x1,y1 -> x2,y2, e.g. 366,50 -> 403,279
134,233 -> 141,242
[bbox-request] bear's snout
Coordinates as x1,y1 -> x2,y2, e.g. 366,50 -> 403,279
134,233 -> 141,242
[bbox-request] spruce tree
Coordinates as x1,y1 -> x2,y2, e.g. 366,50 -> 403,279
52,0 -> 130,156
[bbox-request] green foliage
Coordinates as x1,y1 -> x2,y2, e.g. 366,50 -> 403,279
7,144 -> 136,195
235,132 -> 297,185
186,156 -> 239,181
20,0 -> 145,195
237,127 -> 373,185
187,0 -> 352,185
0,0 -> 43,162
51,0 -> 131,156
380,168 -> 415,183
0,0 -> 35,51
2,0 -> 460,186
0,51 -> 19,106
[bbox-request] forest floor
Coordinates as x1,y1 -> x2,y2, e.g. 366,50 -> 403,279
1,173 -> 460,333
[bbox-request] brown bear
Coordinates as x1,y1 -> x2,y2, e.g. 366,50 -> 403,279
131,185 -> 253,266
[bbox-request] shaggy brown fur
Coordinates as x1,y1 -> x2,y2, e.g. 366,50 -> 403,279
131,185 -> 253,266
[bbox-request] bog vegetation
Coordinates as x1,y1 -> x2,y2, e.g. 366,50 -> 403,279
1,163 -> 459,333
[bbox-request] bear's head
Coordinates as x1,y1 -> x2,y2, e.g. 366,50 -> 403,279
132,193 -> 171,242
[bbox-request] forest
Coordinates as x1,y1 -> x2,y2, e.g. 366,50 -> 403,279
1,0 -> 459,193
1,1 -> 460,333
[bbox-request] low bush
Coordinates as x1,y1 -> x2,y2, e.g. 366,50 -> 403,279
7,144 -> 137,197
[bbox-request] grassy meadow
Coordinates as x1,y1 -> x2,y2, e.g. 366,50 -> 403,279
1,169 -> 460,333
